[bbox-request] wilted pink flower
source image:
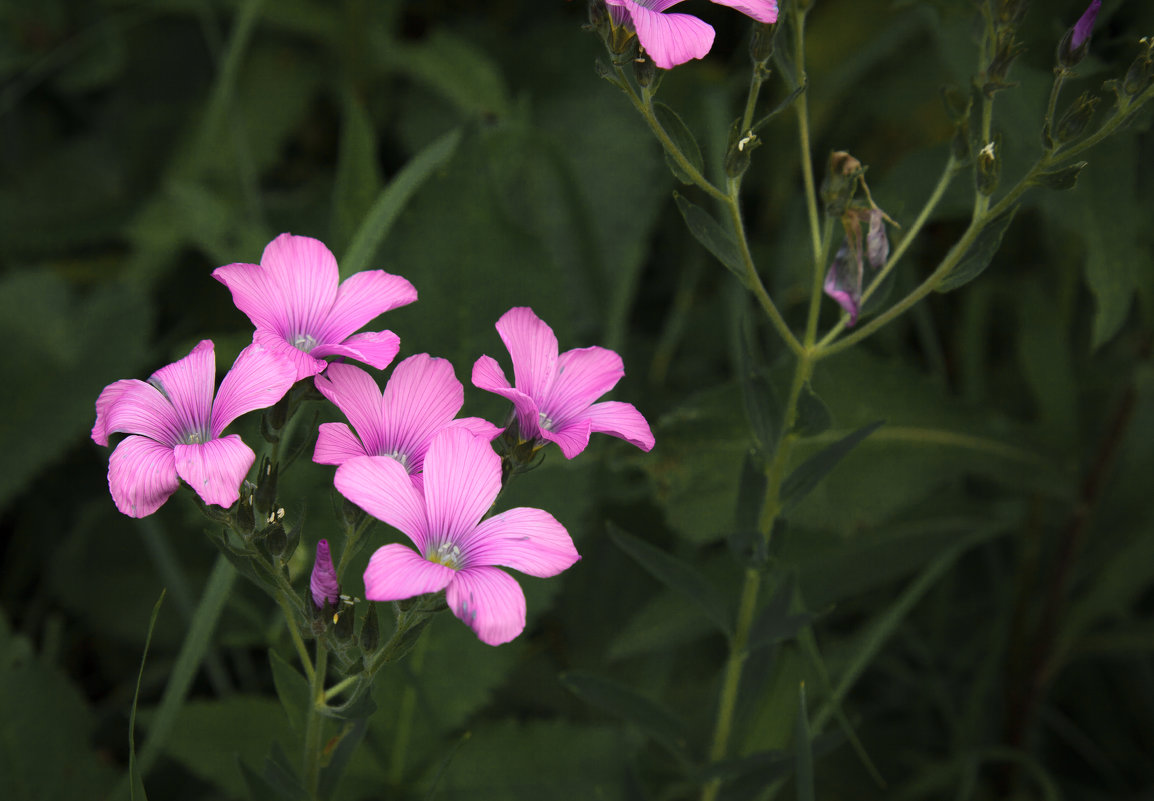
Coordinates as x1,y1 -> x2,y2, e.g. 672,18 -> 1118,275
605,0 -> 779,70
313,357 -> 500,488
310,539 -> 340,609
472,307 -> 655,459
92,341 -> 297,518
823,208 -> 890,326
335,428 -> 580,646
213,233 -> 417,382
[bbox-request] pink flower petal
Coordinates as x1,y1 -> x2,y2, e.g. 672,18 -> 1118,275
620,0 -> 715,69
314,363 -> 387,456
210,343 -> 297,437
463,507 -> 580,578
543,346 -> 624,424
363,543 -> 455,601
444,416 -> 503,442
446,566 -> 527,646
334,455 -> 429,550
107,435 -> 180,518
494,307 -> 558,403
258,233 -> 340,339
382,355 -> 465,469
310,330 -> 401,371
539,417 -> 594,459
212,261 -> 287,333
254,329 -> 327,382
313,422 -> 368,466
572,401 -> 655,452
472,354 -> 544,441
710,0 -> 778,23
174,435 -> 255,508
422,428 -> 502,546
93,379 -> 180,447
149,340 -> 216,437
319,269 -> 418,344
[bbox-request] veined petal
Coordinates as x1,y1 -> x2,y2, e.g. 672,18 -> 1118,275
443,416 -> 503,443
709,0 -> 778,23
108,435 -> 180,518
464,507 -> 579,578
543,346 -> 624,425
174,435 -> 254,508
494,307 -> 558,402
93,379 -> 181,447
150,340 -> 215,438
423,428 -> 501,545
319,270 -> 418,344
313,422 -> 368,466
539,418 -> 593,459
621,0 -> 714,70
311,330 -> 400,371
572,401 -> 655,452
446,566 -> 527,646
364,543 -> 455,601
314,363 -> 387,456
254,329 -> 327,382
210,343 -> 297,437
212,262 -> 288,333
259,233 -> 340,340
473,355 -> 544,442
335,455 -> 428,550
382,355 -> 464,466
823,243 -> 862,325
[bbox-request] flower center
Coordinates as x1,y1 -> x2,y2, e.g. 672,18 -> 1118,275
427,541 -> 462,570
537,410 -> 555,432
386,449 -> 411,471
291,333 -> 319,353
183,430 -> 210,445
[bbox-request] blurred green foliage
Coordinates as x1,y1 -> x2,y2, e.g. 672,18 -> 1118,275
1,0 -> 1152,799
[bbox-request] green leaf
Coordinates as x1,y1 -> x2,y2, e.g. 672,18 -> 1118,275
736,316 -> 780,455
792,383 -> 832,437
560,670 -> 691,761
129,592 -> 166,801
340,127 -> 463,279
935,205 -> 1019,293
387,29 -> 510,118
318,718 -> 369,800
780,420 -> 885,511
1031,160 -> 1087,191
795,683 -> 814,801
653,102 -> 704,184
269,649 -> 309,734
609,525 -> 733,635
748,575 -> 815,652
673,192 -> 745,283
330,92 -> 383,254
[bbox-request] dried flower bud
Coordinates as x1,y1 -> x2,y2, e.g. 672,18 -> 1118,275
1055,92 -> 1099,143
1121,38 -> 1154,98
633,52 -> 656,88
977,139 -> 1000,196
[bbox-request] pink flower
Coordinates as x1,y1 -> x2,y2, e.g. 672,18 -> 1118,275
472,307 -> 655,459
605,0 -> 779,70
335,428 -> 580,646
213,233 -> 417,382
92,340 -> 297,518
312,357 -> 500,488
310,539 -> 340,609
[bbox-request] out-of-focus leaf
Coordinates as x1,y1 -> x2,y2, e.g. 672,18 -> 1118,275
129,592 -> 165,801
653,102 -> 704,184
674,192 -> 745,283
330,92 -> 383,255
795,683 -> 814,801
1031,161 -> 1087,191
609,525 -> 733,635
780,421 -> 884,511
606,590 -> 715,661
793,383 -> 832,437
387,29 -> 510,117
935,205 -> 1018,293
748,575 -> 815,653
561,670 -> 692,761
1016,284 -> 1077,443
269,649 -> 309,734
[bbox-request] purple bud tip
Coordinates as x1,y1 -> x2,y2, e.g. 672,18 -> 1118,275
1072,0 -> 1101,50
310,539 -> 340,609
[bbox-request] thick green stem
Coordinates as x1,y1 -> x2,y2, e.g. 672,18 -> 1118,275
303,641 -> 329,798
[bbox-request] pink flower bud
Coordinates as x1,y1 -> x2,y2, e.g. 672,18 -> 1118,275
310,539 -> 340,609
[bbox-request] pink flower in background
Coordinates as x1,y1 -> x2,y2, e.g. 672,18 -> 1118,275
213,233 -> 417,382
335,428 -> 580,645
472,307 -> 655,459
310,539 -> 340,609
313,357 -> 500,488
605,0 -> 779,70
92,340 -> 297,518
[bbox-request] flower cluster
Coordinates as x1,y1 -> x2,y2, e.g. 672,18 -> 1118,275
92,234 -> 653,645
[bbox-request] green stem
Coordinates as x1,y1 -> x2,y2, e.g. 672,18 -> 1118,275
303,640 -> 330,798
277,589 -> 315,683
1041,69 -> 1069,149
389,628 -> 431,785
791,4 -> 822,263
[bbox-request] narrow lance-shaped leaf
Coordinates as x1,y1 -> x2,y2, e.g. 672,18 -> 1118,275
748,573 -> 816,652
561,670 -> 692,762
653,102 -> 704,184
780,420 -> 885,510
674,192 -> 746,284
268,649 -> 309,734
792,382 -> 832,437
610,524 -> 733,635
936,205 -> 1019,293
795,683 -> 815,801
130,590 -> 166,801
